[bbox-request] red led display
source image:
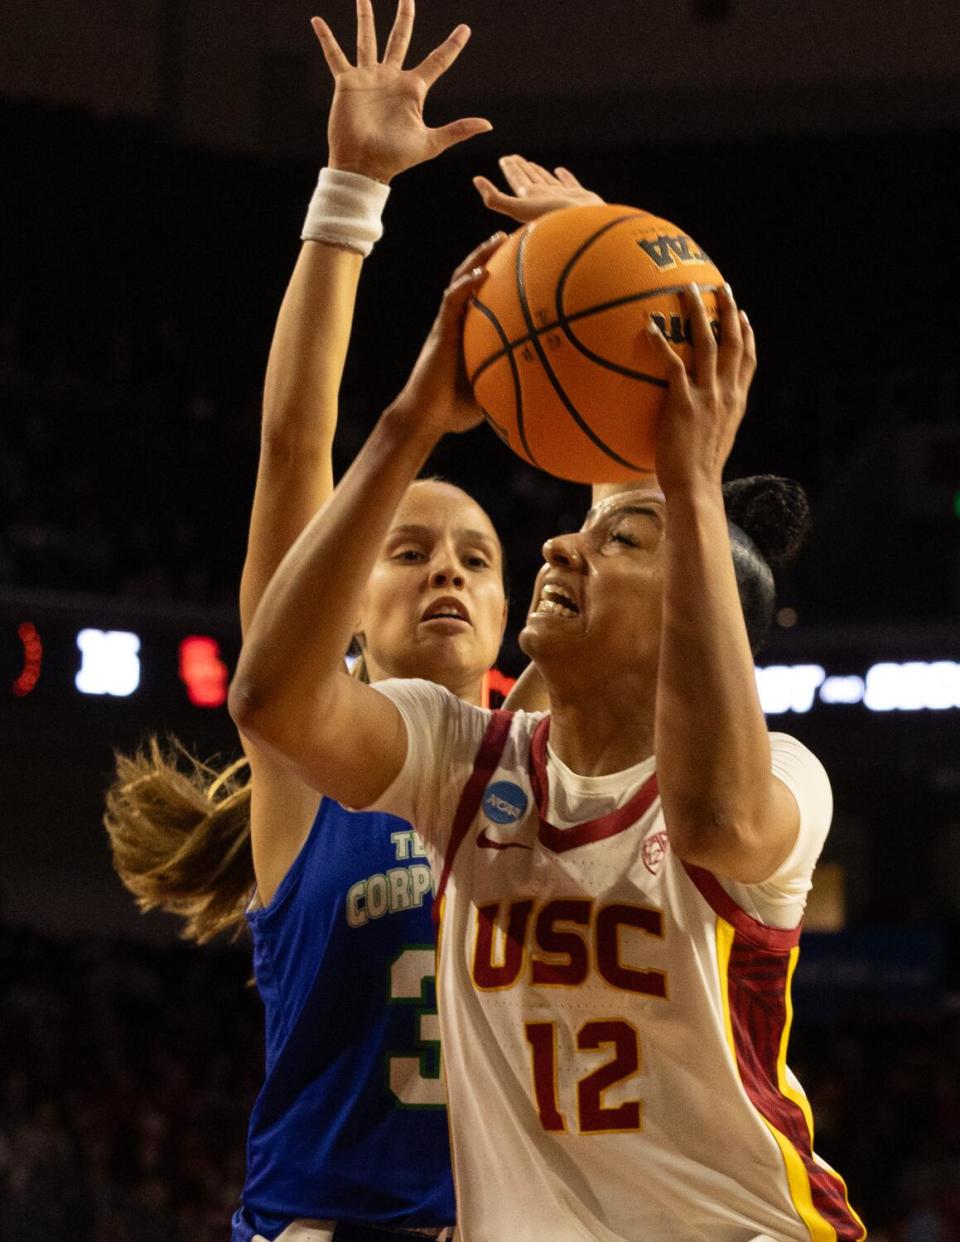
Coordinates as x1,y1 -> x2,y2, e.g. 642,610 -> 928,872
12,622 -> 42,697
482,667 -> 517,709
178,636 -> 228,708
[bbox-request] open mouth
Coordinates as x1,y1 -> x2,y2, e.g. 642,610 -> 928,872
420,596 -> 472,625
534,583 -> 581,619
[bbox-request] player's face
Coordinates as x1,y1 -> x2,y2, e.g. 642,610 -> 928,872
520,484 -> 666,680
357,482 -> 507,697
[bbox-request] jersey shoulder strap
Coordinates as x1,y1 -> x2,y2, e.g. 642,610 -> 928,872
432,708 -> 514,924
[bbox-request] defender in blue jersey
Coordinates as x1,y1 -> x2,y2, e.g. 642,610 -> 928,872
106,5 -> 507,1238
228,463 -> 508,1241
105,10 -> 609,1236
225,140 -> 610,1237
228,9 -> 505,1228
233,800 -> 453,1237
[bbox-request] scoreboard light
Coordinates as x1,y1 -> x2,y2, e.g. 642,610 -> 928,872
863,661 -> 960,712
75,629 -> 141,697
178,636 -> 228,708
482,667 -> 517,708
756,660 -> 960,715
754,664 -> 826,715
12,622 -> 42,697
3,610 -> 957,718
818,675 -> 866,706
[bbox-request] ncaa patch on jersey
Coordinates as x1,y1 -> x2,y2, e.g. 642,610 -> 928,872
482,781 -> 529,825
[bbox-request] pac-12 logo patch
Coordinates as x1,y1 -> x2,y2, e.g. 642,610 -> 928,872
483,781 -> 529,825
642,830 -> 670,875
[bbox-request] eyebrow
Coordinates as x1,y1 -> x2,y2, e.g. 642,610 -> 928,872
387,524 -> 498,549
461,528 -> 499,549
584,502 -> 662,526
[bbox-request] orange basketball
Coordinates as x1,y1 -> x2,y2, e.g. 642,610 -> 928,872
463,203 -> 725,483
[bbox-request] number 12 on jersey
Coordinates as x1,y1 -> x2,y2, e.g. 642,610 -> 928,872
525,1019 -> 643,1134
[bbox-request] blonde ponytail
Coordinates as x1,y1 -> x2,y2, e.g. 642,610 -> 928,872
103,738 -> 254,943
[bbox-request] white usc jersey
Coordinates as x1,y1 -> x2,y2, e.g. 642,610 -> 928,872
369,680 -> 866,1242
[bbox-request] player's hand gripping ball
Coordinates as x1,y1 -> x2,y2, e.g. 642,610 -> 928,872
463,203 -> 725,483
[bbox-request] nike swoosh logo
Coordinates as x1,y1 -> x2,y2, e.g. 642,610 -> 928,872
477,829 -> 533,852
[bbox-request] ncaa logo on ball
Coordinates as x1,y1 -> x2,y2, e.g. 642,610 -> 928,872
483,781 -> 528,825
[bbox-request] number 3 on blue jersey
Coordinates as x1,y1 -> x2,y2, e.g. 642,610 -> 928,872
387,945 -> 445,1108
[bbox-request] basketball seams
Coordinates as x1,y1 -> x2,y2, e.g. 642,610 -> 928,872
462,203 -> 724,483
557,217 -> 671,386
466,284 -> 708,389
556,215 -> 717,383
514,225 -> 648,473
557,339 -> 669,386
558,285 -> 719,385
469,296 -> 538,467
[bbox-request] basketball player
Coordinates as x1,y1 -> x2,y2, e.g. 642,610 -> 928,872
105,5 -> 513,1240
230,252 -> 866,1237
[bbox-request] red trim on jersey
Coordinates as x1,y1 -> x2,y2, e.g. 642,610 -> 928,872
682,862 -> 802,952
432,709 -> 513,927
726,934 -> 866,1239
528,716 -> 659,853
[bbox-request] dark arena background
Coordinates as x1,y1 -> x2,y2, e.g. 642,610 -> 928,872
2,2 -> 959,1238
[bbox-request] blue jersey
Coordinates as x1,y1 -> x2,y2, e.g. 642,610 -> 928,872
234,798 -> 455,1237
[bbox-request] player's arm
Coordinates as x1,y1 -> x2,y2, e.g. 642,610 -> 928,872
241,0 -> 492,901
240,247 -> 357,636
480,155 -> 606,716
230,241 -> 504,809
243,0 -> 491,638
240,221 -> 364,905
649,285 -> 799,885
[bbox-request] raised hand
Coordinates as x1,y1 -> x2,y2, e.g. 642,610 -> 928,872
646,284 -> 757,495
473,154 -> 604,224
311,0 -> 491,184
391,233 -> 508,437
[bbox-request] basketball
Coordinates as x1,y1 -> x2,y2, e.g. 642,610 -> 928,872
463,203 -> 725,483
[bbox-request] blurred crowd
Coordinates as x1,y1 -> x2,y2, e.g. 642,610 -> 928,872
1,922 -> 958,1241
0,102 -> 586,630
0,298 -> 260,604
0,924 -> 258,1241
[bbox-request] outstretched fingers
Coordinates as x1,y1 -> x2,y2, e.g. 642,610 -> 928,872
450,232 -> 508,284
738,309 -> 757,389
445,264 -> 488,311
383,0 -> 414,66
355,0 -> 378,66
647,316 -> 691,402
499,154 -> 551,195
524,160 -> 555,185
472,174 -> 518,213
683,284 -> 718,388
430,264 -> 492,372
430,115 -> 493,156
714,283 -> 744,388
498,155 -> 533,197
412,23 -> 472,88
554,166 -> 584,189
311,16 -> 351,76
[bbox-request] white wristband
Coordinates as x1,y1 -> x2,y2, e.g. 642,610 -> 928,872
300,167 -> 391,257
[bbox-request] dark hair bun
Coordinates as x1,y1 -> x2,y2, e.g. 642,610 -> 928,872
722,475 -> 810,569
